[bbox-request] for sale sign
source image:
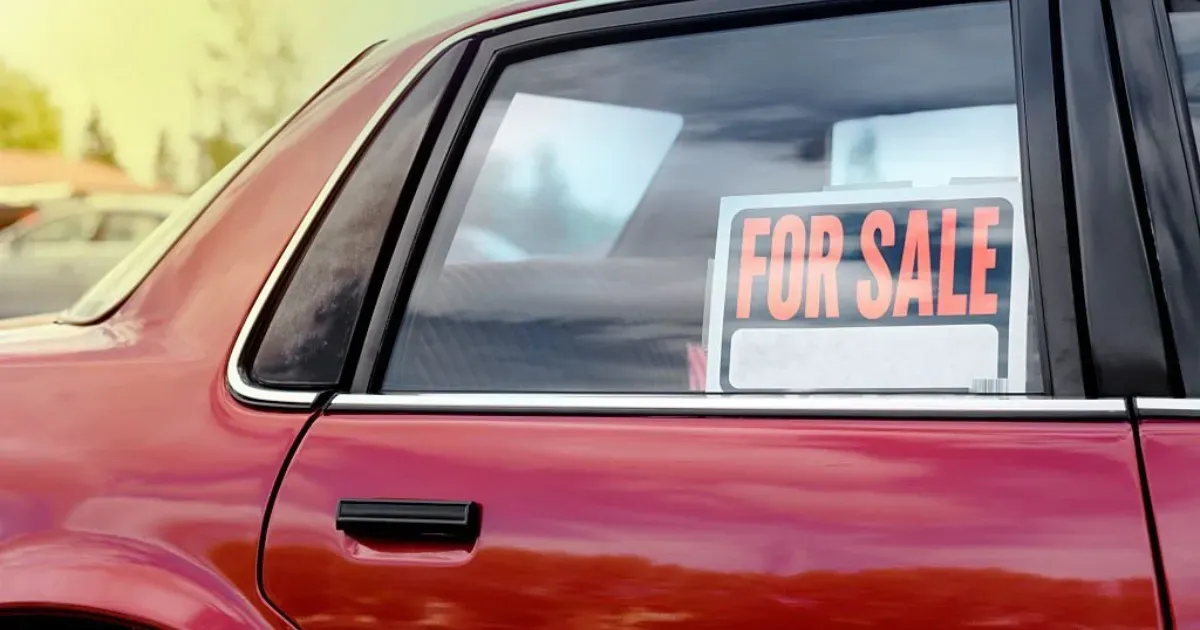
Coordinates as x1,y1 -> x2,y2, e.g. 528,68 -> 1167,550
703,183 -> 1029,394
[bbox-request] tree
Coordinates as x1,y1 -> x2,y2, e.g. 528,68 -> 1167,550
154,130 -> 180,190
521,144 -> 613,256
519,144 -> 578,255
0,60 -> 62,152
194,122 -> 244,188
191,0 -> 303,183
81,105 -> 119,167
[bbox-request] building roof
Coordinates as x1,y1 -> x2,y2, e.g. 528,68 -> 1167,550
0,149 -> 168,197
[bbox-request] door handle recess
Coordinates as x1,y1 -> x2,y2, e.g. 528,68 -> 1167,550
336,499 -> 481,542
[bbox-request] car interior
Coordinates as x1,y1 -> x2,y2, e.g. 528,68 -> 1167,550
386,4 -> 1033,395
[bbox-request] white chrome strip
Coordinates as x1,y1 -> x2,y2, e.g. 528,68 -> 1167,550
227,0 -> 640,408
1135,397 -> 1200,418
329,393 -> 1127,418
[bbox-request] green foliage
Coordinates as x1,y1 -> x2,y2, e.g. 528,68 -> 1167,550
81,106 -> 119,167
192,0 -> 302,183
0,61 -> 62,152
194,122 -> 245,184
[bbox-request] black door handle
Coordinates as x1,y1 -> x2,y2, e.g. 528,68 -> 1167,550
336,499 -> 481,542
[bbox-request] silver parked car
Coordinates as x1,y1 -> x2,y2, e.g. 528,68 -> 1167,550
0,194 -> 182,319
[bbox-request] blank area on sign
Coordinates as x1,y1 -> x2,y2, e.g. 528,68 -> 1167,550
728,324 -> 999,392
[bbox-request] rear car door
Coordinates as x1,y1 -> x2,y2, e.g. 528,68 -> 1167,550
238,0 -> 1172,627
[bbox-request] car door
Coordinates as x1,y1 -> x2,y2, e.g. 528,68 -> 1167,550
1108,0 -> 1200,627
237,0 -> 1171,627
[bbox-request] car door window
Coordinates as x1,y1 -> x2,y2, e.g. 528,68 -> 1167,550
382,1 -> 1046,396
1169,6 -> 1200,150
95,213 -> 163,244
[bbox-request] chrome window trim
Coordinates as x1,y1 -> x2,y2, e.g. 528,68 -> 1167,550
328,393 -> 1126,419
229,0 -> 1114,420
1135,397 -> 1200,418
227,0 -> 642,408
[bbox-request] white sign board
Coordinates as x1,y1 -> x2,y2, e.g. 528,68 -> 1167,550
703,182 -> 1029,394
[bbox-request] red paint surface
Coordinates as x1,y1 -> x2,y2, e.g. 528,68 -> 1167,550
1139,421 -> 1200,629
0,23 -> 452,630
264,416 -> 1161,629
0,1 -> 1170,627
0,2 -> 575,625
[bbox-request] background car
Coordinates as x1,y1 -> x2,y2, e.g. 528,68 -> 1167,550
0,193 -> 181,318
0,203 -> 34,232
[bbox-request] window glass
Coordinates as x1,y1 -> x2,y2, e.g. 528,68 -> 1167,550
97,213 -> 163,243
247,45 -> 463,389
385,2 -> 1044,395
445,94 -> 684,263
1170,9 -> 1200,153
21,215 -> 93,244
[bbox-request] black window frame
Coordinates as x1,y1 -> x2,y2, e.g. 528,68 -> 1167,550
1048,0 -> 1174,397
343,0 -> 1136,398
1111,0 -> 1200,398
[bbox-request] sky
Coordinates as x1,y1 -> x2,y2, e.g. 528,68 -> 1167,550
0,0 -> 505,187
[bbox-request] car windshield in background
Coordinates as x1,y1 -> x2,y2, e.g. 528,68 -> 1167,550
0,196 -> 179,320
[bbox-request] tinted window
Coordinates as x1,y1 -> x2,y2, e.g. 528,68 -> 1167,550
384,3 -> 1045,395
248,46 -> 464,388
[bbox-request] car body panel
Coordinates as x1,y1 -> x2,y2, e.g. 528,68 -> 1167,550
0,17 -> 466,628
1138,421 -> 1200,628
0,312 -> 58,333
0,531 -> 267,629
262,414 -> 1161,629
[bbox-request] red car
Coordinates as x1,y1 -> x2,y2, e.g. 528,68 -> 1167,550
8,0 -> 1200,627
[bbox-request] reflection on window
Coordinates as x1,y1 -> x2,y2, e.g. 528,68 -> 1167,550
1171,12 -> 1200,156
446,94 -> 683,264
830,105 -> 1020,188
